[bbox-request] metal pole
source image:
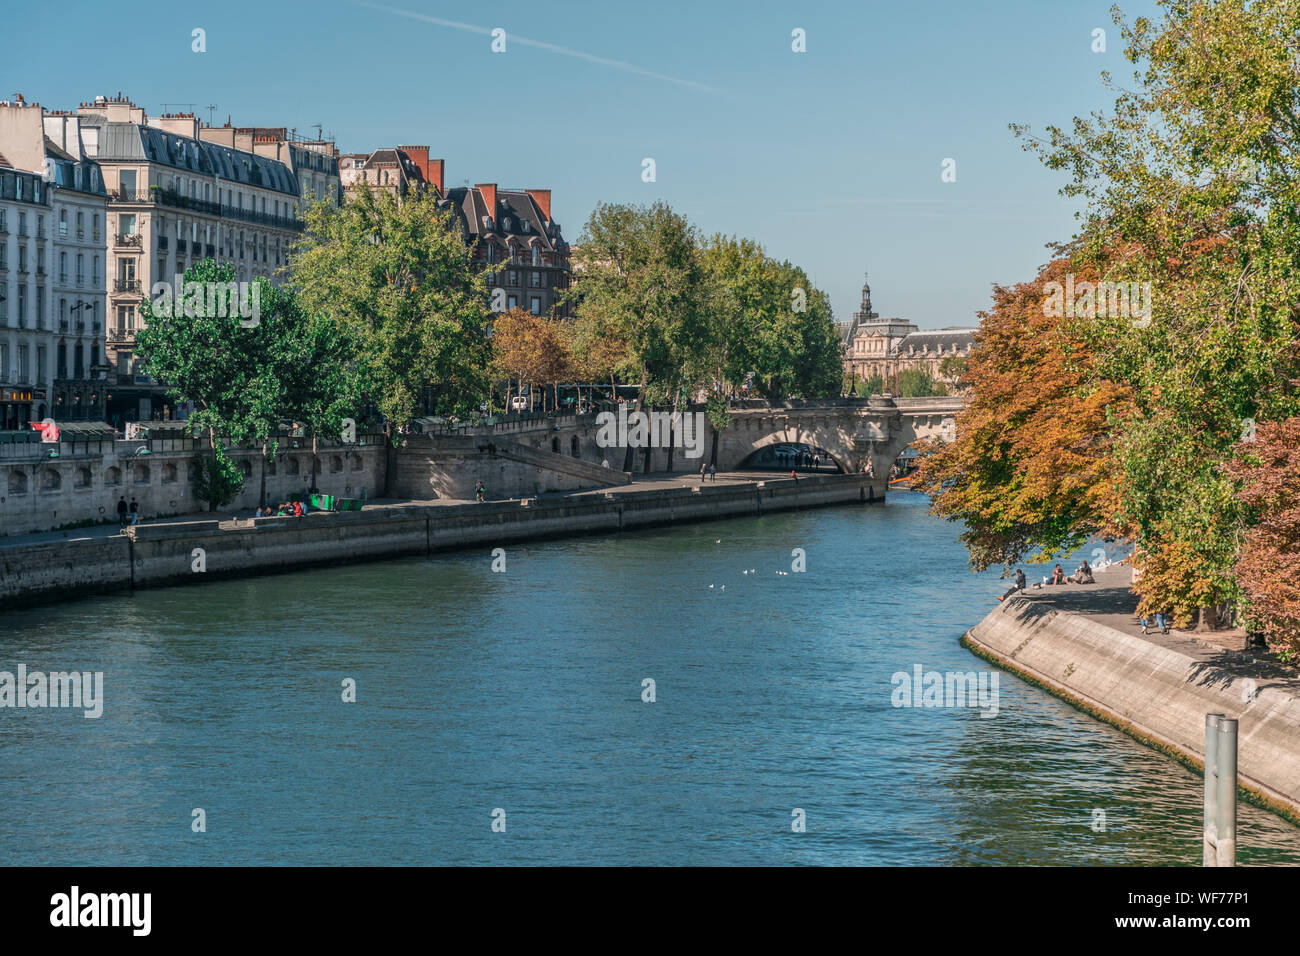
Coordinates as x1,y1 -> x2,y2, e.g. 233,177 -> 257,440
1204,713 -> 1222,866
1215,717 -> 1238,867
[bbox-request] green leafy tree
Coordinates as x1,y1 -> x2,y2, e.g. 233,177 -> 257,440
567,201 -> 711,471
699,237 -> 841,401
291,186 -> 495,458
134,260 -> 270,510
1010,0 -> 1300,625
896,368 -> 948,398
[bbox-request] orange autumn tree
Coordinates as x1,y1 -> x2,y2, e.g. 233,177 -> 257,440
1224,417 -> 1300,660
912,256 -> 1133,571
492,308 -> 573,411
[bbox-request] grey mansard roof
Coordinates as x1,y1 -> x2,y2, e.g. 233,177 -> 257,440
440,186 -> 567,254
896,329 -> 977,354
92,121 -> 300,196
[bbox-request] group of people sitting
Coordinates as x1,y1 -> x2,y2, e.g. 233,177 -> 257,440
999,559 -> 1096,601
1051,561 -> 1095,586
254,500 -> 306,518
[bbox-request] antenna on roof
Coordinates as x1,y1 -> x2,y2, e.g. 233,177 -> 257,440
312,124 -> 322,141
206,104 -> 217,125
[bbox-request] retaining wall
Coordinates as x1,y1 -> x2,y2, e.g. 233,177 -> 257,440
1,473 -> 885,607
966,597 -> 1300,822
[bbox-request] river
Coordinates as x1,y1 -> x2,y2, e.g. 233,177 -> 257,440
3,491 -> 1298,865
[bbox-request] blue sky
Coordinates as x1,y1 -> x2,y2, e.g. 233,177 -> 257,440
5,0 -> 1160,328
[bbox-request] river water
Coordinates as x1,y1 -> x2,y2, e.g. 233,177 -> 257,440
3,491 -> 1298,865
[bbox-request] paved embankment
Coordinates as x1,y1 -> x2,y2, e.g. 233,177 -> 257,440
0,471 -> 883,607
964,566 -> 1300,823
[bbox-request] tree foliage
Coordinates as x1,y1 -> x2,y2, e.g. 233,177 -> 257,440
993,0 -> 1300,622
913,258 -> 1133,571
291,186 -> 495,438
1225,417 -> 1300,659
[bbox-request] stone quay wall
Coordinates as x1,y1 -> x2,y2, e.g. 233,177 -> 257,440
965,597 -> 1300,823
0,473 -> 884,607
0,437 -> 386,537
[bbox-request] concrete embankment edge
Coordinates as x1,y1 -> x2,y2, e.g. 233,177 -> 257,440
1,474 -> 884,608
963,599 -> 1300,826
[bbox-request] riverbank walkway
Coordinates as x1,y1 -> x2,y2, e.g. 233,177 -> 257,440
0,468 -> 836,552
999,563 -> 1291,673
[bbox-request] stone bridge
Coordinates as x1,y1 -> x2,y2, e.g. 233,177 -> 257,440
715,395 -> 965,476
412,394 -> 966,494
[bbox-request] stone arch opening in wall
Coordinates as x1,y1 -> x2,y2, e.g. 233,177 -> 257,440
551,437 -> 560,453
285,457 -> 300,476
350,454 -> 363,471
162,463 -> 178,484
727,429 -> 853,475
570,435 -> 579,457
42,468 -> 62,492
186,462 -> 197,484
266,456 -> 277,476
134,463 -> 150,485
330,455 -> 343,474
75,467 -> 92,489
239,459 -> 253,480
8,470 -> 28,494
105,466 -> 121,487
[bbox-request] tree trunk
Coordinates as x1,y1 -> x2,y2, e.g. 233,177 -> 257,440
382,422 -> 397,498
667,393 -> 677,473
259,438 -> 269,507
622,375 -> 647,472
207,427 -> 219,512
310,433 -> 319,493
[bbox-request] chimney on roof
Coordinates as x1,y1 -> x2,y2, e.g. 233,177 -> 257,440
396,145 -> 431,184
526,189 -> 551,221
476,183 -> 497,213
428,158 -> 444,194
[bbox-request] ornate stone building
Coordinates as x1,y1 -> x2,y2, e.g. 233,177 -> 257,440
440,183 -> 570,318
839,273 -> 976,391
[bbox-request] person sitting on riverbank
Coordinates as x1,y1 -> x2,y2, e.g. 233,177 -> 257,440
998,568 -> 1027,601
1049,564 -> 1067,585
293,500 -> 304,517
1071,560 -> 1095,585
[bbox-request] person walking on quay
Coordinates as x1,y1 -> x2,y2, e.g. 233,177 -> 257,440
1140,611 -> 1170,635
475,479 -> 485,503
116,496 -> 129,530
708,462 -> 717,482
129,498 -> 140,526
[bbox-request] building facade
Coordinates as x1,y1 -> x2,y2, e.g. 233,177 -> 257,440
441,183 -> 570,318
70,95 -> 304,424
42,111 -> 110,420
340,145 -> 442,199
199,123 -> 342,210
0,158 -> 53,429
840,274 -> 976,391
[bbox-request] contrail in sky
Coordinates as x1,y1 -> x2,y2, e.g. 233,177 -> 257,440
359,3 -> 728,95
